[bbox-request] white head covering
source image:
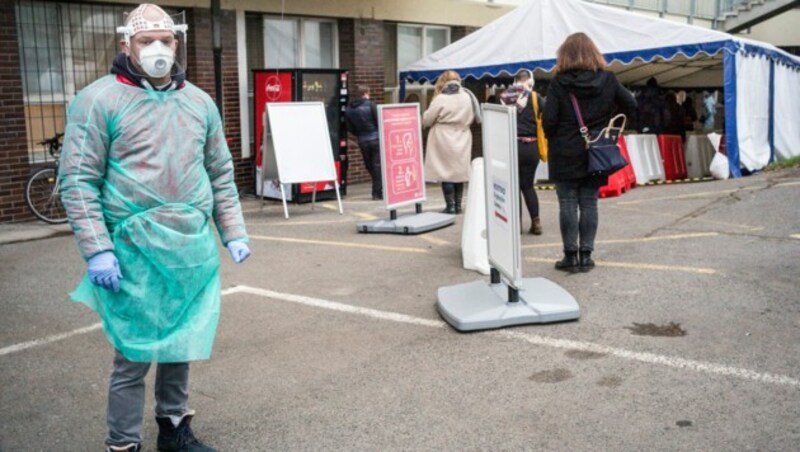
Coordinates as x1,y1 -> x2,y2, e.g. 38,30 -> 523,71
117,4 -> 188,45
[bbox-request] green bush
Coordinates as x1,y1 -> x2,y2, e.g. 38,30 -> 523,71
765,156 -> 800,171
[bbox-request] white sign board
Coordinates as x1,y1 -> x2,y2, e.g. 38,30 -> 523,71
482,104 -> 522,288
266,102 -> 338,184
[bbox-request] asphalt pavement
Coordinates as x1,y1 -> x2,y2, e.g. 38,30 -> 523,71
1,167 -> 799,451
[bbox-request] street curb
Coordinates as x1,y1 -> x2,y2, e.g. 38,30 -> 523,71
0,224 -> 73,246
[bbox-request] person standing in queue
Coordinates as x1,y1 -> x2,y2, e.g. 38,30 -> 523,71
59,4 -> 250,451
500,69 -> 544,235
542,32 -> 636,273
423,70 -> 481,214
344,85 -> 383,200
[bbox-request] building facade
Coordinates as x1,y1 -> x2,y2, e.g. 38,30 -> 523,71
2,0 -> 797,223
1,0 -> 504,223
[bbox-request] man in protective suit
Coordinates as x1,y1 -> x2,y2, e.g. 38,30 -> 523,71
59,4 -> 250,451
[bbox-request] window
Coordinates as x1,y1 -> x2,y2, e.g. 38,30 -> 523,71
15,1 -> 139,162
383,23 -> 450,109
260,16 -> 338,69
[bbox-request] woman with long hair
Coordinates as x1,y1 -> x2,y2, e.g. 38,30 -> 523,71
542,32 -> 636,272
423,70 -> 480,214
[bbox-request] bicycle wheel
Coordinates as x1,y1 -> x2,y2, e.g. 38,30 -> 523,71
25,166 -> 68,224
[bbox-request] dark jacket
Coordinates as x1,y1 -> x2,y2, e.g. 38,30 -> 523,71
344,98 -> 379,144
542,69 -> 636,182
636,77 -> 663,133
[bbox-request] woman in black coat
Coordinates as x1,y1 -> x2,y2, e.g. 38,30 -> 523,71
542,32 -> 636,273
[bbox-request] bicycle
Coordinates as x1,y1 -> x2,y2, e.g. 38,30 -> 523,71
25,132 -> 68,224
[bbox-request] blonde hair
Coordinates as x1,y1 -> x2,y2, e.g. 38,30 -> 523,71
433,70 -> 461,97
554,33 -> 607,74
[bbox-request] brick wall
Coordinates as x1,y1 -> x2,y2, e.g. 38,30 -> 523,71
186,8 -> 254,195
0,2 -> 34,222
451,26 -> 479,43
339,18 -> 385,187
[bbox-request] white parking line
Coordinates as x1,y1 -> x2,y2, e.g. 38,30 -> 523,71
3,286 -> 798,388
227,286 -> 799,388
0,323 -> 102,357
0,287 -> 242,357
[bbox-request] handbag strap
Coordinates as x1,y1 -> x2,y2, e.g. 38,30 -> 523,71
569,93 -> 628,147
568,93 -> 591,147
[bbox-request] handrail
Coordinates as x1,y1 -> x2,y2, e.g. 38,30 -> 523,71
581,0 -> 755,22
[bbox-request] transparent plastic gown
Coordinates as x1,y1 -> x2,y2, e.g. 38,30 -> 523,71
59,75 -> 247,363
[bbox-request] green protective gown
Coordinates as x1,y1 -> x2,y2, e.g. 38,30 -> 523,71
59,74 -> 248,363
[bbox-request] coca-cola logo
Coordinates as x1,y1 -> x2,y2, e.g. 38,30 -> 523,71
265,75 -> 282,101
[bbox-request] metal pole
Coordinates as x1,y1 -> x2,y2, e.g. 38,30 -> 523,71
212,0 -> 223,116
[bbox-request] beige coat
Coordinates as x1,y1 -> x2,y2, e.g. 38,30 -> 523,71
423,89 -> 475,182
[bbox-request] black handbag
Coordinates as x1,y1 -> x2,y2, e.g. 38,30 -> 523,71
569,93 -> 628,177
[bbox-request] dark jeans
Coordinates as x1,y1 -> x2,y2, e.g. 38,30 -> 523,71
555,179 -> 600,253
518,140 -> 540,219
359,139 -> 382,198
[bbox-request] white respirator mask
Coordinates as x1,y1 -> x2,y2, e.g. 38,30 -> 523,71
137,40 -> 175,79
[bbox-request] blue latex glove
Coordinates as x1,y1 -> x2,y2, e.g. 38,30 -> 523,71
227,241 -> 251,264
87,251 -> 123,293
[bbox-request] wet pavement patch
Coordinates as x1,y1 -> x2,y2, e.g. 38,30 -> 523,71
529,368 -> 573,383
676,420 -> 693,427
625,322 -> 687,337
565,349 -> 607,360
596,376 -> 623,388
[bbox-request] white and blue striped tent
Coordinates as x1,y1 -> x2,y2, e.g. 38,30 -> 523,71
401,0 -> 800,176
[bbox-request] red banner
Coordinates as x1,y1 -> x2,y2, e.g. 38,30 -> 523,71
254,72 -> 293,167
380,105 -> 424,208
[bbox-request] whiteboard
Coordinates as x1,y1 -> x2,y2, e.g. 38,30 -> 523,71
482,104 -> 522,288
266,102 -> 338,184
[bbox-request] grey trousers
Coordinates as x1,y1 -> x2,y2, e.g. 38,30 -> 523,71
555,180 -> 600,253
106,350 -> 190,446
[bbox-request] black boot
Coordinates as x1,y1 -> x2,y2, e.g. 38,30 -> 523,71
454,183 -> 464,214
156,415 -> 215,452
554,251 -> 579,273
579,250 -> 595,272
441,183 -> 456,214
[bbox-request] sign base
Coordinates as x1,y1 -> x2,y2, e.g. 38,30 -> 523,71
436,278 -> 580,332
356,212 -> 455,235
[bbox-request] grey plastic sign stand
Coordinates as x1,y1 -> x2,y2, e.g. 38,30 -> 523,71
436,104 -> 579,332
357,103 -> 455,235
357,205 -> 455,234
437,275 -> 581,331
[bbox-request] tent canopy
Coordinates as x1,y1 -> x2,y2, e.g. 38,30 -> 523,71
401,0 -> 800,176
401,0 -> 800,87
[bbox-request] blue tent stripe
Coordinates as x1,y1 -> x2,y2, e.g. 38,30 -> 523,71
723,45 -> 742,178
768,60 -> 775,163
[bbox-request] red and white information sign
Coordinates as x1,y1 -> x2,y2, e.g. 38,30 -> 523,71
378,104 -> 425,209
